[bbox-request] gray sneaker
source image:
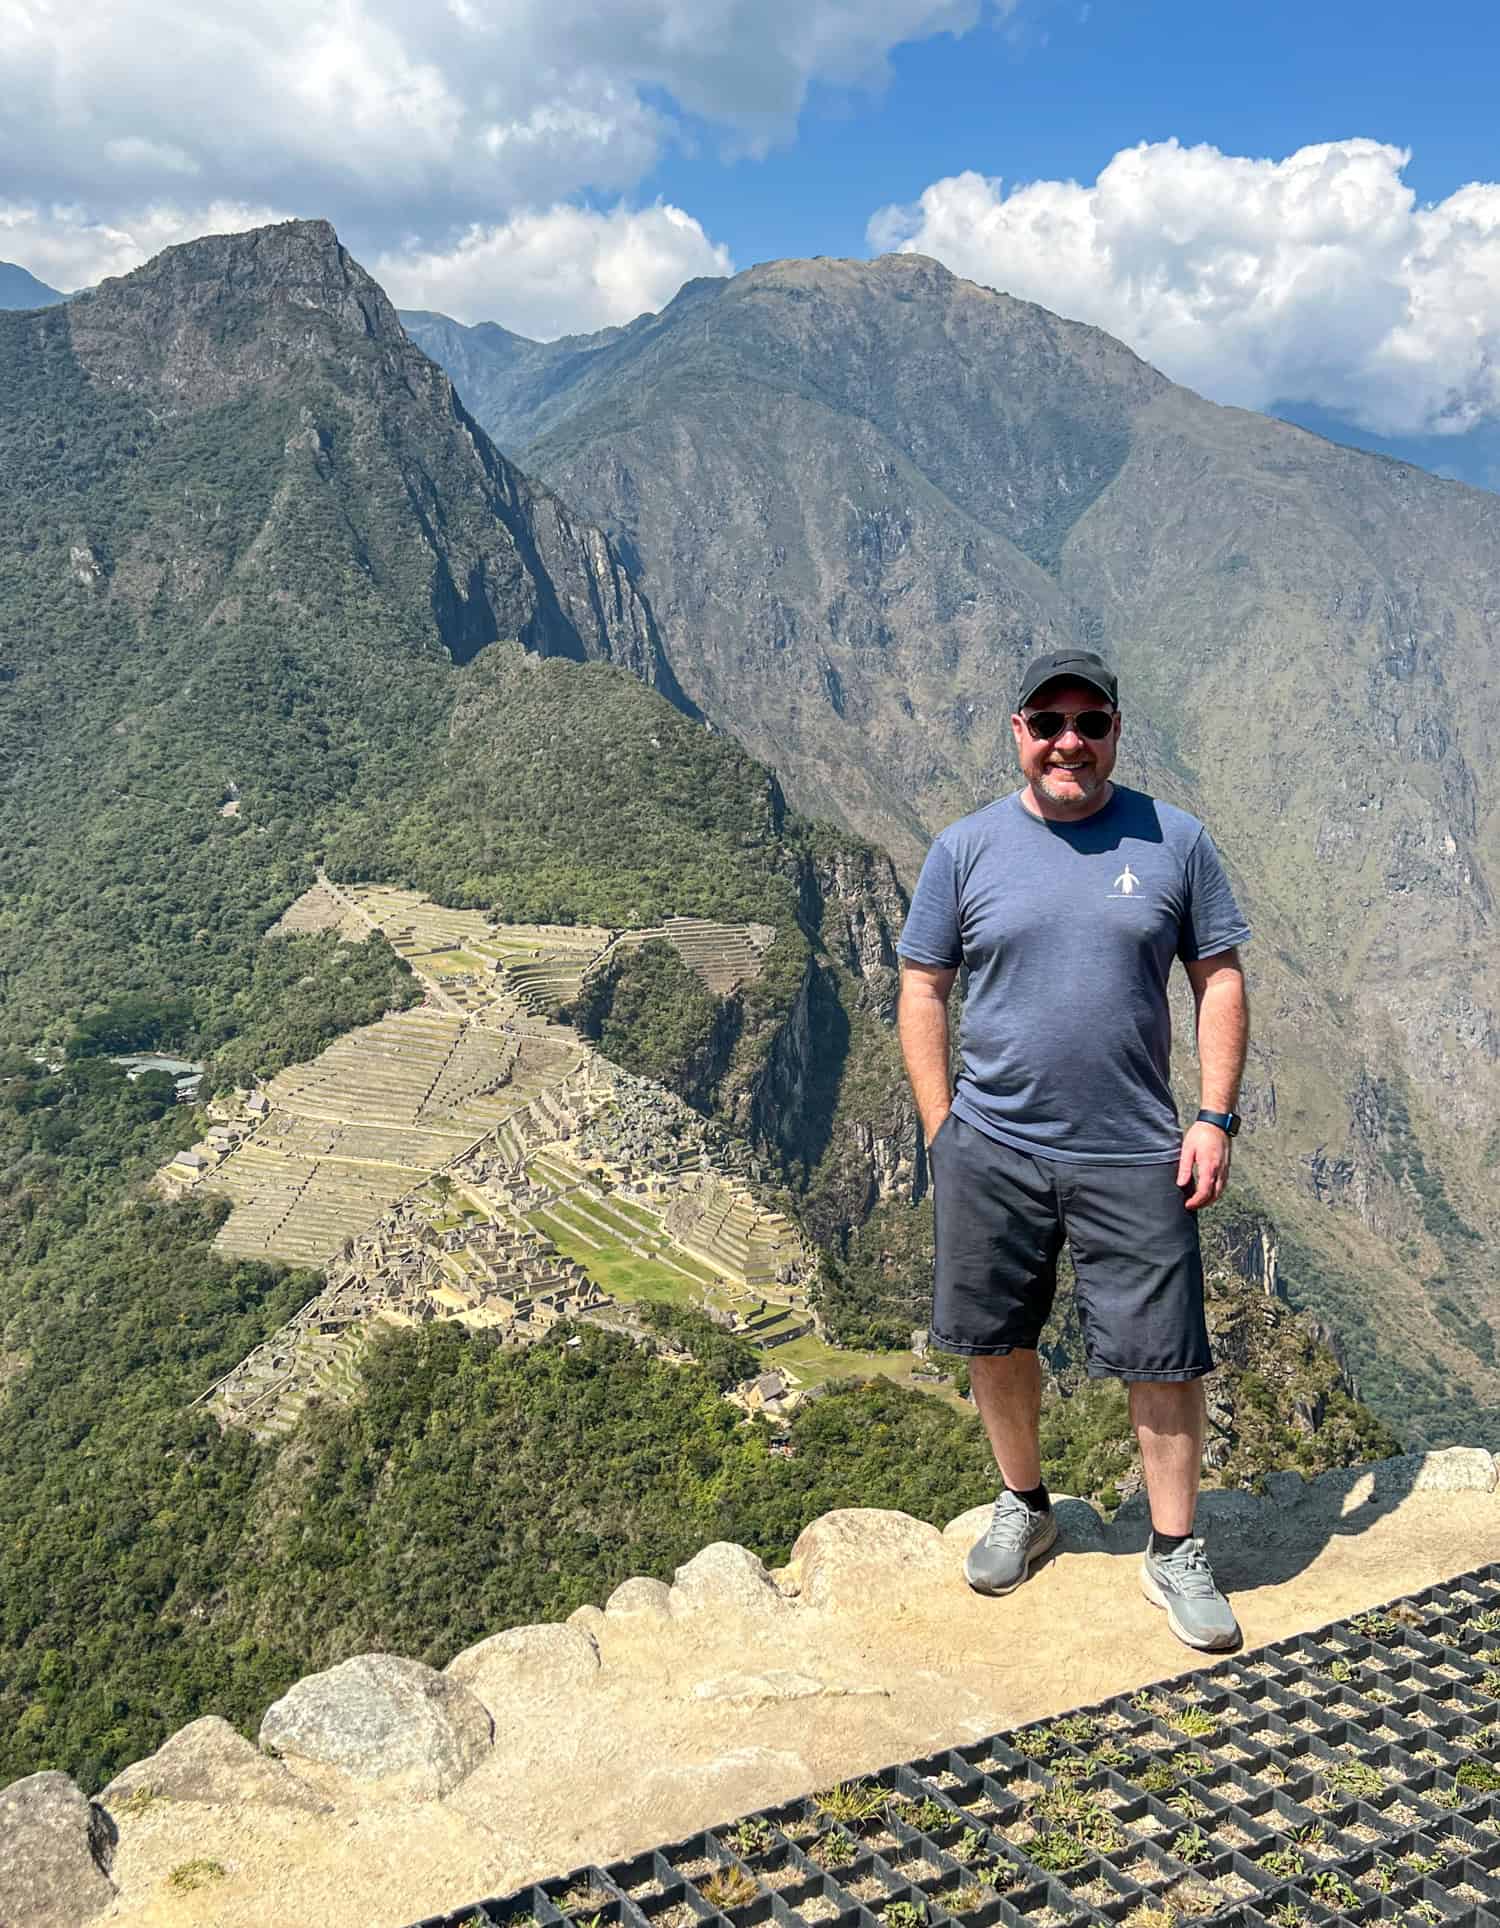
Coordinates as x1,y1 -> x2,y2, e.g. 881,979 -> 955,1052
964,1491 -> 1059,1595
1141,1537 -> 1241,1651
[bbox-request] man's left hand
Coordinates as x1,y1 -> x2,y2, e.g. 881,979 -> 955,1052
1177,1121 -> 1231,1211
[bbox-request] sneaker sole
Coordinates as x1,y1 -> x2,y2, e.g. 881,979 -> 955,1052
1139,1562 -> 1241,1651
963,1516 -> 1059,1596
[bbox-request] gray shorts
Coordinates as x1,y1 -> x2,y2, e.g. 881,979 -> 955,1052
929,1111 -> 1213,1381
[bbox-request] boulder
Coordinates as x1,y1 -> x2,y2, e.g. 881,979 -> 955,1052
104,1715 -> 331,1814
790,1508 -> 949,1610
1411,1447 -> 1497,1493
0,1771 -> 116,1926
669,1542 -> 788,1617
1052,1497 -> 1108,1549
259,1653 -> 492,1802
604,1575 -> 674,1617
445,1622 -> 601,1716
1194,1487 -> 1269,1538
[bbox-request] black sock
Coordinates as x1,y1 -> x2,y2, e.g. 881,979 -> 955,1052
1010,1481 -> 1051,1514
1150,1528 -> 1190,1557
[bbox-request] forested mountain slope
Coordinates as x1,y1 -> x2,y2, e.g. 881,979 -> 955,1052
0,220 -> 918,1223
408,259 -> 1500,1446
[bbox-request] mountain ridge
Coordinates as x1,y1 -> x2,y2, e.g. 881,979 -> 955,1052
0,259 -> 65,309
409,252 -> 1500,1444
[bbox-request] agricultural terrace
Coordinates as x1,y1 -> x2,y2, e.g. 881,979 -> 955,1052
172,880 -> 931,1404
192,1008 -> 580,1265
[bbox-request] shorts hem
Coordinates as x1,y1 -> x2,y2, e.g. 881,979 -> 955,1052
1085,1362 -> 1216,1382
929,1331 -> 1041,1358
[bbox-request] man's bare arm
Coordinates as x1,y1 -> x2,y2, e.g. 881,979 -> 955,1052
1177,948 -> 1249,1209
897,960 -> 959,1143
1185,948 -> 1249,1112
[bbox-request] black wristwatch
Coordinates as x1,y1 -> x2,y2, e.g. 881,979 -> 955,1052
1196,1108 -> 1242,1137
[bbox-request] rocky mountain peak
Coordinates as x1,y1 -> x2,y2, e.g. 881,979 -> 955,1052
641,249 -> 1165,405
738,250 -> 958,295
65,217 -> 409,407
3,217 -> 680,690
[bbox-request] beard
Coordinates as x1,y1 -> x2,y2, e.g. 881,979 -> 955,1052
1037,762 -> 1106,803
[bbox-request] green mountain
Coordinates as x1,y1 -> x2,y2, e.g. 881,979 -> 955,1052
0,260 -> 65,309
0,219 -> 916,1212
410,258 -> 1500,1446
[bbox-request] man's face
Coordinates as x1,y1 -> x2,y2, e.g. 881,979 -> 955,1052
1011,681 -> 1121,809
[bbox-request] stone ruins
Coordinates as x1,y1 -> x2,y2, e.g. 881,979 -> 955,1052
166,881 -> 815,1438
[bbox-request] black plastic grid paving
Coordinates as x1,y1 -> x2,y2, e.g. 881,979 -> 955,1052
410,1566 -> 1500,1928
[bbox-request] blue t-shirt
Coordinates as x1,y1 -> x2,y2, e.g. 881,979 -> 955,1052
897,785 -> 1251,1164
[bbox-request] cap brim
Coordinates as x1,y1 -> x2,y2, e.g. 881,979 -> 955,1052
1019,672 -> 1115,708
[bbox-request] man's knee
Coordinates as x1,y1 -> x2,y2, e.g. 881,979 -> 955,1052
969,1346 -> 1041,1378
1128,1375 -> 1206,1429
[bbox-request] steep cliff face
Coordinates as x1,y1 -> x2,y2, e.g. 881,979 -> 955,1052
801,840 -> 905,1023
768,840 -> 915,1237
41,219 -> 676,691
642,826 -> 917,1242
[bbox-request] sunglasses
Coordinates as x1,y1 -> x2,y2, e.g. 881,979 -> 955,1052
1022,707 -> 1116,741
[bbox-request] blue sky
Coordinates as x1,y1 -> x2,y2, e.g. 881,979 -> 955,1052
649,0 -> 1500,272
3,0 -> 1498,483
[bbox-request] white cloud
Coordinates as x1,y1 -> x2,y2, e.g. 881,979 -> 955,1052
373,202 -> 734,336
0,193 -> 729,336
869,139 -> 1500,437
103,138 -> 200,177
0,1 -> 992,227
0,0 -> 998,330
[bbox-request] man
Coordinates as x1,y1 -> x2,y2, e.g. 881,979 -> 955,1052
897,649 -> 1250,1651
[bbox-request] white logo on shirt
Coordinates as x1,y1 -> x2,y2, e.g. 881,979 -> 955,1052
1110,865 -> 1140,898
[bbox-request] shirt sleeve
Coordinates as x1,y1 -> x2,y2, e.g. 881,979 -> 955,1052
1179,828 -> 1252,962
898,836 -> 963,968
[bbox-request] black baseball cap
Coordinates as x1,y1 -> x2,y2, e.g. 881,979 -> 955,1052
1016,649 -> 1118,710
